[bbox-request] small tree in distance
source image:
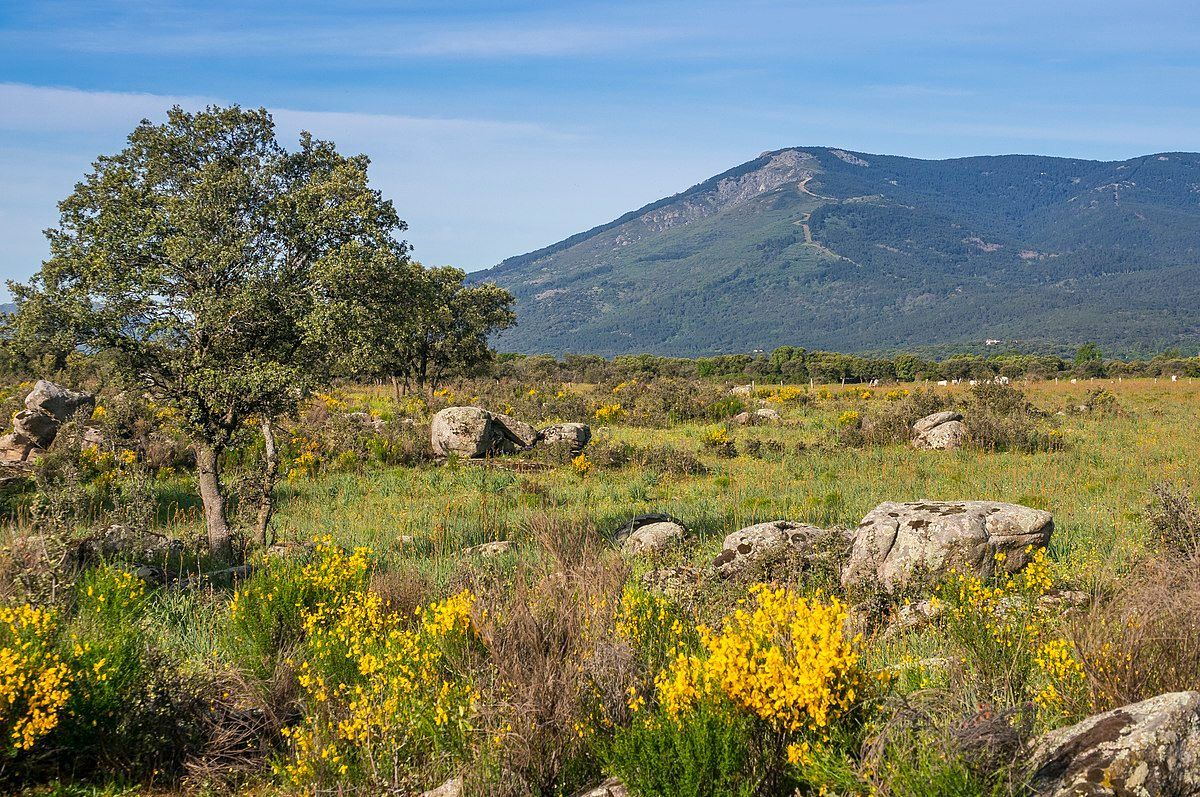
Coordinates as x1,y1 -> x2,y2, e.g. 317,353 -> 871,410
10,105 -> 413,562
352,264 -> 516,397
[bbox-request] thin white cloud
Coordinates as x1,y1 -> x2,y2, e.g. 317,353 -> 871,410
0,83 -> 566,143
27,18 -> 686,59
0,83 -> 218,132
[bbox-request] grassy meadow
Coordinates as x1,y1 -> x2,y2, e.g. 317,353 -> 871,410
3,375 -> 1200,796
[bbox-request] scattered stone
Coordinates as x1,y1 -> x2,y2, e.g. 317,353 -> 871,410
539,422 -> 592,454
912,411 -> 968,450
1027,691 -> 1200,796
68,525 -> 184,569
117,561 -> 167,587
463,540 -> 516,557
842,500 -> 1053,593
572,778 -> 628,797
420,776 -> 463,797
639,566 -> 703,597
889,598 -> 947,634
1037,589 -> 1091,616
493,412 -> 541,451
264,541 -> 315,560
712,520 -> 829,577
732,407 -> 782,425
81,426 -> 106,447
622,521 -> 686,555
25,380 -> 95,423
613,512 -> 685,543
12,409 -> 58,449
342,411 -> 386,433
431,406 -> 499,458
0,433 -> 43,463
913,410 -> 963,434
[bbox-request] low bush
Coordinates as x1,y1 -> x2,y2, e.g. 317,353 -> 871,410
963,384 -> 1061,454
278,544 -> 478,793
935,550 -> 1086,719
1068,556 -> 1200,711
606,585 -> 866,796
1145,481 -> 1200,560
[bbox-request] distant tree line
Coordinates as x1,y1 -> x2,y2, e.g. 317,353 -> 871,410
496,344 -> 1200,385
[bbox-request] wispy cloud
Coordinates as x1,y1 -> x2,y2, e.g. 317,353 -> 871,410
0,83 -> 568,143
0,83 -> 218,132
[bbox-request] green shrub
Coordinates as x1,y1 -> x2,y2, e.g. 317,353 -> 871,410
54,566 -> 208,780
604,704 -> 759,797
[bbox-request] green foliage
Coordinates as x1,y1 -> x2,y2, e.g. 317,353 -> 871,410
346,263 -> 515,391
604,704 -> 759,797
53,567 -> 207,780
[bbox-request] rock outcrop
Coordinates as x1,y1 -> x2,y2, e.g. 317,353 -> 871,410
431,406 -> 501,458
842,500 -> 1052,592
492,413 -> 541,451
0,380 -> 97,464
622,520 -> 686,555
712,520 -> 830,577
539,422 -> 592,454
431,407 -> 590,458
732,408 -> 782,425
1027,691 -> 1200,796
25,380 -> 95,422
911,410 -> 968,450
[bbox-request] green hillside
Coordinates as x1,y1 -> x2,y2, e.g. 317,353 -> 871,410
478,148 -> 1200,356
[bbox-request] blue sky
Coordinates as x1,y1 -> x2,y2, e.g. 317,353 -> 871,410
2,0 -> 1199,295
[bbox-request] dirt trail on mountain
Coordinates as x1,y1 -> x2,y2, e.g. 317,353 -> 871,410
794,177 -> 859,265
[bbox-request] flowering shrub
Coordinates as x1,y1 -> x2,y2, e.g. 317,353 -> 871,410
0,605 -> 70,753
608,586 -> 864,793
936,549 -> 1085,715
657,586 -> 862,741
274,538 -> 479,791
764,386 -> 807,404
571,452 -> 594,478
282,589 -> 479,791
594,403 -> 625,424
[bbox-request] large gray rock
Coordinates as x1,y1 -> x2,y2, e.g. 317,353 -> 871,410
25,380 -> 94,423
912,411 -> 968,450
539,422 -> 591,454
431,406 -> 498,458
622,521 -> 686,555
712,520 -> 829,577
12,409 -> 58,449
913,410 -> 962,434
842,500 -> 1052,592
492,412 -> 540,450
1027,691 -> 1200,796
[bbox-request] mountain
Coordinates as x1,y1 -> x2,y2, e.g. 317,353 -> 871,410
478,148 -> 1200,357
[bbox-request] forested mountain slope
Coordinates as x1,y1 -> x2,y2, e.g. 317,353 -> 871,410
478,148 -> 1200,356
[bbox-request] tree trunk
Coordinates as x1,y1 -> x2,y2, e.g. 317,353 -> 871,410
390,375 -> 402,405
196,442 -> 235,563
255,419 -> 279,547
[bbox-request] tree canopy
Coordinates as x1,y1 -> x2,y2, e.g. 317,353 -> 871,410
9,105 -> 417,559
